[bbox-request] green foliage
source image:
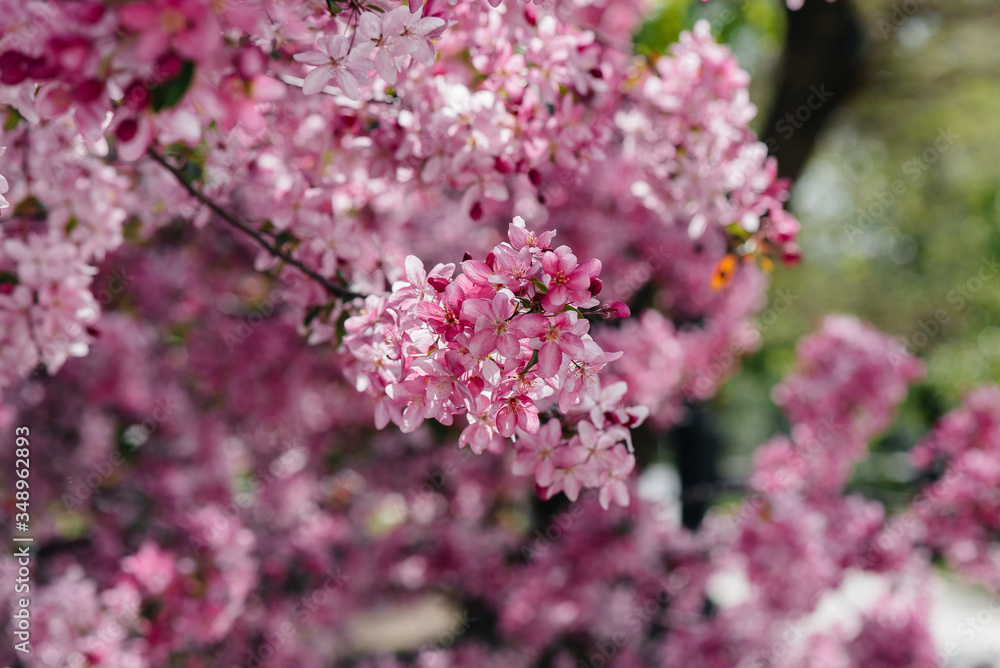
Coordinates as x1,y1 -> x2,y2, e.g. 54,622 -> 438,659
633,0 -> 786,56
150,61 -> 196,112
712,6 -> 1000,505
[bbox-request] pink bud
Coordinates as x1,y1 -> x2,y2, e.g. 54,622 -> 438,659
607,302 -> 630,319
116,118 -> 139,143
427,276 -> 449,292
154,53 -> 183,82
0,51 -> 30,85
51,37 -> 92,73
235,46 -> 267,81
782,243 -> 802,267
72,2 -> 105,23
73,79 -> 104,103
124,81 -> 150,110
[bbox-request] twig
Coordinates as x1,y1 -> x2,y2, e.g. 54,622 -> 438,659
146,148 -> 364,301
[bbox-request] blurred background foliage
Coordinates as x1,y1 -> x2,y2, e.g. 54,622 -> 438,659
634,0 -> 1000,509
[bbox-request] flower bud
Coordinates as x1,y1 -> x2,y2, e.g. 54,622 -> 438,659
607,301 -> 630,318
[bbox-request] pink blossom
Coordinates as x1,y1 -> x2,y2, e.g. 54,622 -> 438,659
387,375 -> 436,433
535,311 -> 588,378
540,245 -> 601,310
559,339 -> 623,413
508,216 -> 555,254
512,418 -> 561,486
413,349 -> 473,409
356,7 -> 415,85
413,281 -> 466,341
492,393 -> 539,438
463,290 -> 545,359
459,395 -> 503,455
546,443 -> 597,502
119,0 -> 219,62
293,34 -> 374,99
0,146 -> 8,209
489,245 -> 539,292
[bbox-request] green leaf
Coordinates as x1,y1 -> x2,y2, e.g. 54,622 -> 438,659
123,216 -> 142,242
13,195 -> 45,220
166,321 -> 192,345
182,161 -> 203,184
319,301 -> 336,323
150,61 -> 196,112
303,304 -> 323,327
530,278 -> 549,294
520,349 -> 540,376
64,217 -> 79,235
274,231 -> 297,248
0,271 -> 19,286
4,107 -> 22,131
333,308 -> 351,347
633,0 -> 693,57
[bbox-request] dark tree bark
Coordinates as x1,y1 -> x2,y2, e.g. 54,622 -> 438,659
670,402 -> 723,531
672,1 -> 870,531
762,0 -> 868,181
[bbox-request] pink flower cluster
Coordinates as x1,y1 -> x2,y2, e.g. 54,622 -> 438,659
344,218 -> 645,508
0,260 -> 990,668
910,385 -> 1000,590
0,0 -> 804,405
760,314 -> 924,495
732,316 -> 924,618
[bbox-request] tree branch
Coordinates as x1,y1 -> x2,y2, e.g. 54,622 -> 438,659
146,148 -> 365,301
762,0 -> 868,181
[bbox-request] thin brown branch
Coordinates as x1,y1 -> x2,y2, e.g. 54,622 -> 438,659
146,148 -> 364,301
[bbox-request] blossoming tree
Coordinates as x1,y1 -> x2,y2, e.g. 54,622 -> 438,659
0,0 -> 997,666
